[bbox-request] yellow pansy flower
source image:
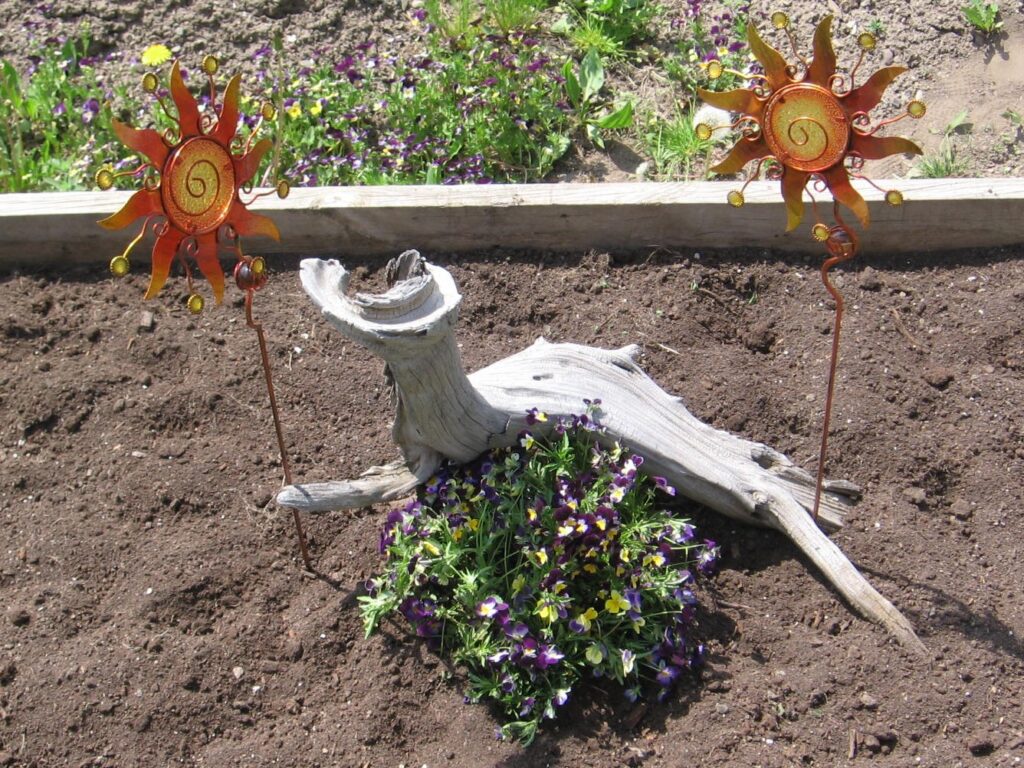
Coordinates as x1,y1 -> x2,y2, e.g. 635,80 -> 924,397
605,590 -> 630,614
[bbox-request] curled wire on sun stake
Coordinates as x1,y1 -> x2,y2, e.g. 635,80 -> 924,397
695,12 -> 925,521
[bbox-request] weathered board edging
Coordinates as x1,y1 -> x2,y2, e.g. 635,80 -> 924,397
0,178 -> 1020,267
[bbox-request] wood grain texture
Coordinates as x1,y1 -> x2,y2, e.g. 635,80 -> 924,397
1,178 -> 1020,266
279,252 -> 925,651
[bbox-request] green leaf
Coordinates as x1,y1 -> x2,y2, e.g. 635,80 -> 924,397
579,48 -> 604,102
550,14 -> 572,35
562,59 -> 581,107
595,100 -> 634,130
546,134 -> 571,160
586,122 -> 605,149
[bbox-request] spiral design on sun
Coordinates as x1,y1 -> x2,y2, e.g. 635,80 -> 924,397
763,84 -> 850,173
785,117 -> 828,162
161,137 -> 236,235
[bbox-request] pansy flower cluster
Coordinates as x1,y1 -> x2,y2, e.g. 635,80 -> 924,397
670,0 -> 752,92
255,22 -> 573,187
361,403 -> 719,744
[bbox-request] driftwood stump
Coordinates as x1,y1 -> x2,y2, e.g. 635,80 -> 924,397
277,251 -> 923,652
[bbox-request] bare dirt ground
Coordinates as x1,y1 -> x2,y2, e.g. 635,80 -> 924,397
1,244 -> 1023,767
1,1 -> 1024,767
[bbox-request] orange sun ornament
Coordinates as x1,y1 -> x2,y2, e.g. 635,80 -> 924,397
97,56 -> 288,312
696,13 -> 926,522
697,13 -> 924,233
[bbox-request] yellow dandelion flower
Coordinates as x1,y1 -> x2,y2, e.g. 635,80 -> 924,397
141,44 -> 172,68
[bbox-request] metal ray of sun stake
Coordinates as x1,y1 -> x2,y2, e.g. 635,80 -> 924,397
696,13 -> 925,520
96,54 -> 313,570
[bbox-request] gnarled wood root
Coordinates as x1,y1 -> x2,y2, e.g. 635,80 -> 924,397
277,251 -> 924,653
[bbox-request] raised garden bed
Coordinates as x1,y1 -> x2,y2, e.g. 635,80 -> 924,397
2,179 -> 1022,265
1,196 -> 1022,763
2,0 -> 1024,764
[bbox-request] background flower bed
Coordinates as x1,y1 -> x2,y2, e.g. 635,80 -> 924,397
1,0 -> 1022,191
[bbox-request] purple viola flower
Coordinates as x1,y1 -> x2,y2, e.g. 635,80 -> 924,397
624,686 -> 641,703
504,622 -> 529,640
81,98 -> 99,125
552,689 -> 570,706
476,595 -> 509,620
488,649 -> 510,665
536,644 -> 564,669
526,56 -> 549,73
656,663 -> 681,687
518,697 -> 536,716
515,637 -> 538,664
653,476 -> 676,496
673,587 -> 697,606
697,540 -> 720,575
624,588 -> 643,612
500,674 -> 516,694
52,101 -> 66,116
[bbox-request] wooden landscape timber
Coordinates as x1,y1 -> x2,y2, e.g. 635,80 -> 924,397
277,250 -> 926,653
0,178 -> 1021,266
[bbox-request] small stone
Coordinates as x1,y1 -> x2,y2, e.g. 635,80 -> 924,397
966,732 -> 995,756
861,733 -> 881,753
138,311 -> 156,333
950,499 -> 972,521
858,691 -> 879,711
113,398 -> 126,413
7,608 -> 30,627
715,702 -> 730,714
130,450 -> 147,459
859,266 -> 882,291
285,638 -> 304,662
922,366 -> 955,390
881,48 -> 895,66
808,690 -> 827,707
84,325 -> 102,343
232,666 -> 244,679
741,320 -> 776,353
902,487 -> 927,508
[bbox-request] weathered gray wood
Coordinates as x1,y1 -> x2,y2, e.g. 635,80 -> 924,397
278,251 -> 925,652
1,178 -> 1020,267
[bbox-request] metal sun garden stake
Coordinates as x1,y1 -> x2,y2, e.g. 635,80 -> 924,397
696,12 -> 925,521
96,55 -> 313,570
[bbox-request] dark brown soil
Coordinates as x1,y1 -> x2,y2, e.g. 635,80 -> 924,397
2,244 -> 1023,766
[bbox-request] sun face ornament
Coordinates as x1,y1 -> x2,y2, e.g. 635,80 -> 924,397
95,56 -> 312,570
696,13 -> 925,520
697,13 -> 924,233
96,56 -> 289,312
